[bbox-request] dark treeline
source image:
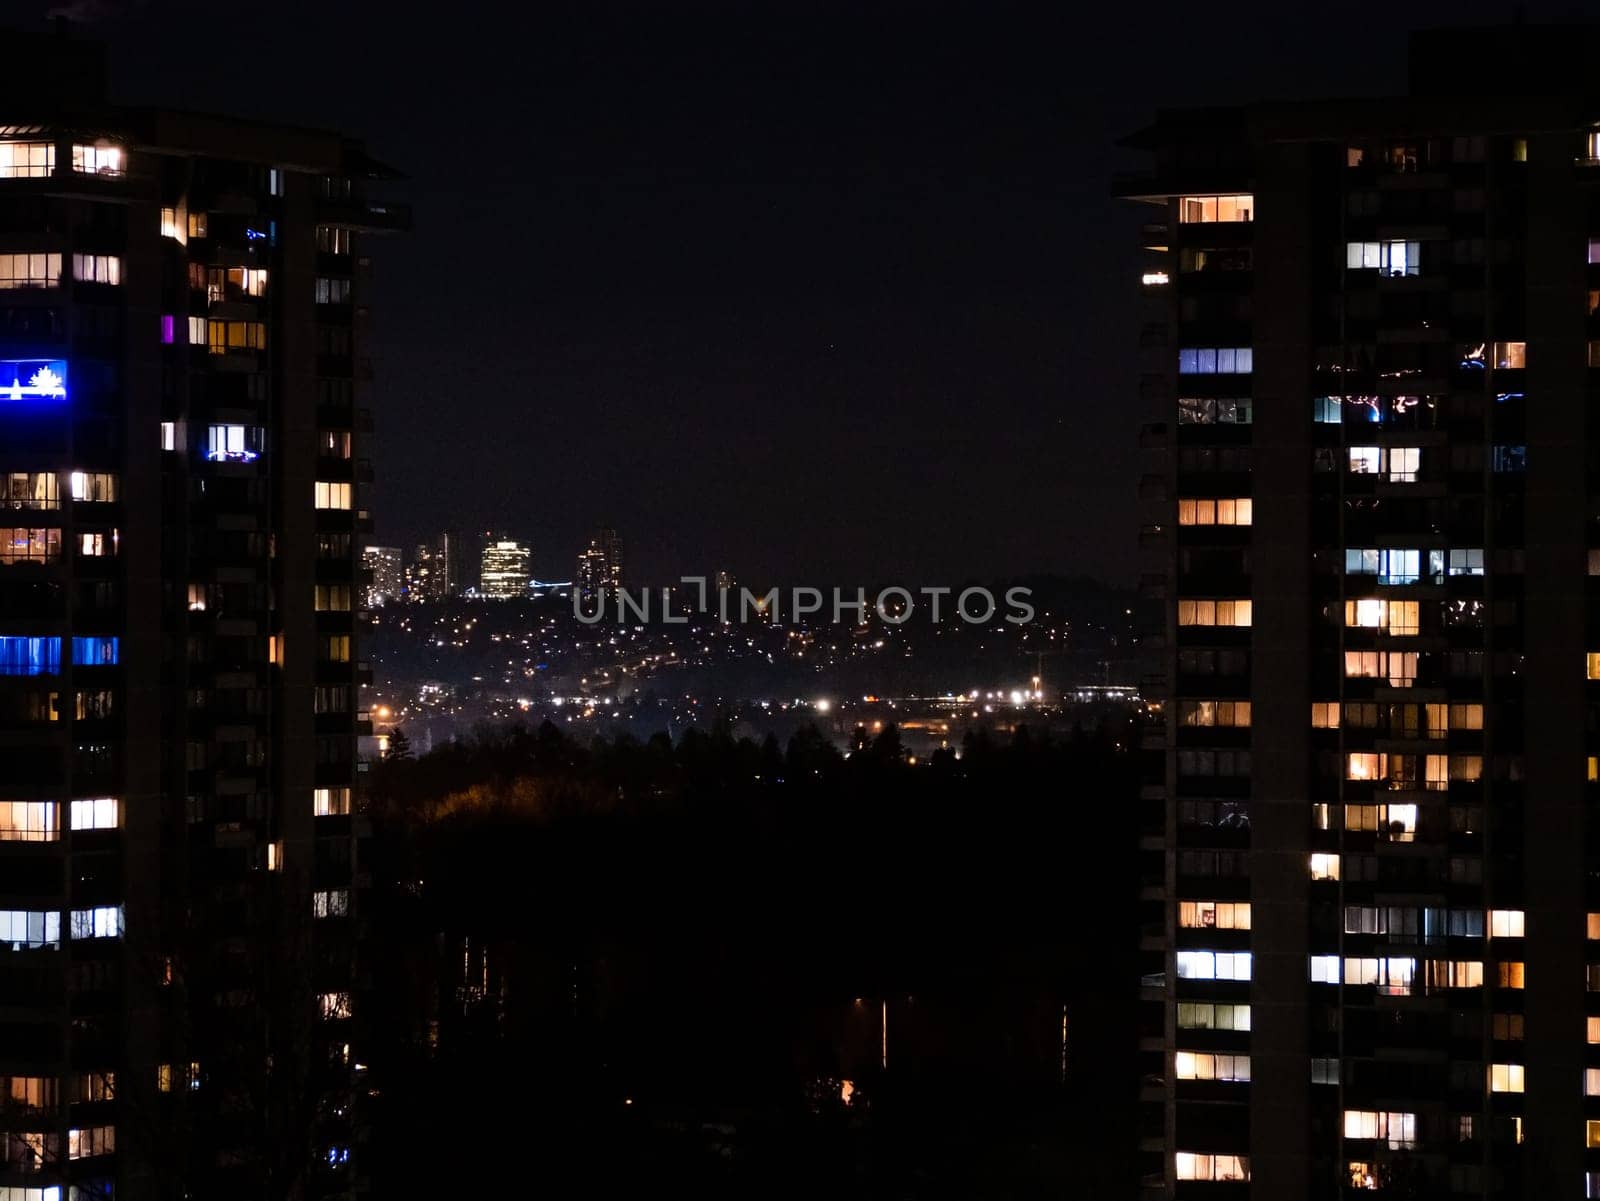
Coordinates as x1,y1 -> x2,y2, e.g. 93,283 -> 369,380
363,719 -> 1140,1197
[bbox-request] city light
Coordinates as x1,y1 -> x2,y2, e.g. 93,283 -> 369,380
0,359 -> 67,401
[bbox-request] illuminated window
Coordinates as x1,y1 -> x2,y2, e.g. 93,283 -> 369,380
1497,961 -> 1525,989
1448,548 -> 1484,577
0,472 -> 58,509
203,266 -> 268,302
1177,498 -> 1252,526
0,801 -> 58,842
1588,653 -> 1600,681
160,206 -> 187,244
0,637 -> 61,675
77,531 -> 118,557
313,787 -> 351,817
314,889 -> 350,918
320,634 -> 351,663
68,1124 -> 115,1158
71,253 -> 121,286
1175,1051 -> 1251,1082
1344,803 -> 1417,841
188,315 -> 206,346
1175,1152 -> 1249,1181
1343,1110 -> 1417,1148
1345,239 -> 1421,276
1488,1063 -> 1524,1093
0,527 -> 60,565
1176,1002 -> 1250,1031
1179,901 -> 1251,930
0,909 -> 60,948
1177,599 -> 1251,627
1488,910 -> 1524,939
1343,598 -> 1419,635
321,430 -> 352,458
1311,701 -> 1340,728
1449,703 -> 1483,730
1178,346 -> 1253,374
1310,853 -> 1341,881
71,637 -> 118,666
0,141 -> 54,178
0,253 -> 61,290
1344,651 -> 1417,687
1177,194 -> 1253,223
1175,950 -> 1251,981
1588,1016 -> 1600,1044
71,143 -> 122,176
207,320 -> 267,353
69,798 -> 117,831
314,584 -> 351,612
1489,340 -> 1526,369
1177,700 -> 1251,728
319,992 -> 352,1020
205,425 -> 264,463
69,472 -> 118,503
314,481 -> 352,510
70,906 -> 122,940
316,225 -> 352,254
315,277 -> 352,304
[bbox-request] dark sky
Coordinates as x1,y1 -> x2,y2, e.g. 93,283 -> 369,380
12,0 -> 1594,583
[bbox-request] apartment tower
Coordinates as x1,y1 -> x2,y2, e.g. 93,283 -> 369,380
1127,25 -> 1600,1201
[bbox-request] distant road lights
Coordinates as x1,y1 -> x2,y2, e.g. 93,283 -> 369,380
814,699 -> 832,714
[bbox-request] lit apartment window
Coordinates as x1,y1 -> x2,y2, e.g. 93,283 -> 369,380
1346,239 -> 1421,276
321,430 -> 352,458
187,315 -> 206,346
0,472 -> 58,509
1140,270 -> 1169,286
1498,961 -> 1525,989
1174,950 -> 1251,981
70,905 -> 122,940
1178,347 -> 1253,374
313,786 -> 351,816
1179,901 -> 1251,930
71,253 -> 121,285
69,472 -> 117,503
1588,1016 -> 1600,1044
0,801 -> 58,842
0,909 -> 60,948
1177,194 -> 1253,223
1449,703 -> 1484,730
71,637 -> 118,666
77,531 -> 117,557
1177,498 -> 1252,526
314,481 -> 352,510
1344,803 -> 1417,840
0,527 -> 60,565
205,425 -> 264,463
1426,960 -> 1484,988
316,225 -> 352,254
1309,954 -> 1340,983
1311,701 -> 1340,728
321,634 -> 351,663
319,992 -> 353,1020
1490,341 -> 1526,369
1176,1002 -> 1250,1031
314,889 -> 350,918
0,253 -> 61,289
160,206 -> 187,244
1177,599 -> 1251,627
0,636 -> 61,675
160,420 -> 186,452
69,798 -> 118,831
1344,1110 -> 1417,1149
1177,397 -> 1252,425
1488,1063 -> 1524,1093
1310,853 -> 1341,881
71,143 -> 122,176
1177,700 -> 1251,728
314,584 -> 351,612
315,277 -> 352,304
207,320 -> 267,354
1175,1152 -> 1250,1182
1344,599 -> 1419,635
1175,1051 -> 1250,1082
68,1124 -> 115,1159
0,141 -> 54,178
1343,651 -> 1417,687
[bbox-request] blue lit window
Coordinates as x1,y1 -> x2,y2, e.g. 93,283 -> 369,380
0,359 -> 67,402
0,636 -> 61,675
70,905 -> 122,940
1179,347 -> 1253,375
71,637 -> 118,667
1312,396 -> 1343,424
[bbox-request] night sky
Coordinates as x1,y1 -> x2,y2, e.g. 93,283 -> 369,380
17,0 -> 1596,583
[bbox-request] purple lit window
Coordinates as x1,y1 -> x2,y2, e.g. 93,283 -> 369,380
160,315 -> 175,344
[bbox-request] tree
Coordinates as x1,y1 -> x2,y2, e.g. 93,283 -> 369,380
387,727 -> 413,761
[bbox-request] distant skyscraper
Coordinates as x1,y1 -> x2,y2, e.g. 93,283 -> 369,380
577,527 -> 623,597
364,545 -> 403,607
403,533 -> 457,603
436,529 -> 462,598
480,536 -> 532,599
405,542 -> 436,602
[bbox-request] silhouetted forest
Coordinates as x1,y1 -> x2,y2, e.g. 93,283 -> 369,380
362,718 -> 1140,1197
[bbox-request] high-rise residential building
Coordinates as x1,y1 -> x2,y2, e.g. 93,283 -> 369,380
576,526 -> 623,598
0,27 -> 404,1201
406,540 -> 437,602
479,536 -> 531,599
435,528 -> 461,598
364,545 -> 403,607
1124,26 -> 1600,1200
